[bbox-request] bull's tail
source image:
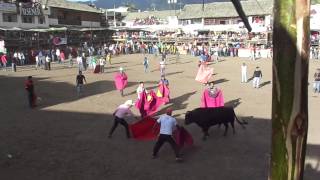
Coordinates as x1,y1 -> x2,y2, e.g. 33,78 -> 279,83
234,112 -> 248,128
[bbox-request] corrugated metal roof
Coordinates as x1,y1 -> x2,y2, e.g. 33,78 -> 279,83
178,0 -> 273,19
41,0 -> 102,13
124,10 -> 178,21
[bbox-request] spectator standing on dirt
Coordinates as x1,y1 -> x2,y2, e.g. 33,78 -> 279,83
1,53 -> 7,71
76,71 -> 87,96
45,55 -> 51,70
313,68 -> 320,93
99,58 -> 105,73
241,63 -> 247,83
25,76 -> 36,108
252,67 -> 262,88
159,60 -> 166,77
143,56 -> 149,73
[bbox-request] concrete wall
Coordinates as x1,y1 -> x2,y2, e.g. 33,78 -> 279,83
49,7 -> 101,23
81,21 -> 100,27
0,12 -> 50,29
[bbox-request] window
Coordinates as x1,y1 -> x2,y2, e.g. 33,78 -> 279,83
204,18 -> 216,25
191,18 -> 202,24
2,13 -> 17,22
219,20 -> 226,25
39,16 -> 46,24
22,16 -> 34,23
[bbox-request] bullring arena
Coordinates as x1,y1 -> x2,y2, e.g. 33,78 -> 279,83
0,54 -> 319,179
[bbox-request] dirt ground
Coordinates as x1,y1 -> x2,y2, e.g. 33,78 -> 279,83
0,54 -> 319,180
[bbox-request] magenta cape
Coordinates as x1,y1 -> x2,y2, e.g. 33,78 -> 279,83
156,83 -> 170,104
135,90 -> 165,117
114,72 -> 128,90
130,117 -> 194,148
201,89 -> 224,108
195,64 -> 213,83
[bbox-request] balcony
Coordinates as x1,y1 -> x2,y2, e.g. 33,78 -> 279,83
58,19 -> 81,26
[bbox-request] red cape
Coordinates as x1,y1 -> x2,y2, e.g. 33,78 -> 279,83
130,117 -> 160,140
130,117 -> 194,148
173,126 -> 194,148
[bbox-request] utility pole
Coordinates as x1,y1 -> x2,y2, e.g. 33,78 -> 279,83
113,4 -> 116,27
202,0 -> 205,11
168,0 -> 177,16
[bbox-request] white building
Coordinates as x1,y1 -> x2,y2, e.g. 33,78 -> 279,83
123,10 -> 179,32
178,0 -> 273,34
311,4 -> 320,31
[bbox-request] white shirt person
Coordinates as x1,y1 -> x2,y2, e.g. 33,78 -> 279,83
152,108 -> 182,161
241,63 -> 247,83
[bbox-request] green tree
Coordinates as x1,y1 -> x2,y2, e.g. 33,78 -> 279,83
271,0 -> 310,179
311,0 -> 320,4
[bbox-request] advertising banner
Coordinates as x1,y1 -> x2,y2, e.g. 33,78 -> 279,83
20,2 -> 42,16
0,2 -> 17,12
53,37 -> 67,46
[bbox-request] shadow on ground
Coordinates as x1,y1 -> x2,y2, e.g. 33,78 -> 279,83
260,81 -> 271,88
0,107 -> 275,180
0,101 -> 318,180
155,91 -> 197,116
0,75 -> 150,109
165,71 -> 184,77
225,98 -> 242,108
209,78 -> 229,85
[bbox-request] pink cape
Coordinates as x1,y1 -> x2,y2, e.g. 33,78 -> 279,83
130,117 -> 194,148
195,63 -> 213,83
156,83 -> 170,104
201,89 -> 224,108
114,72 -> 128,90
135,90 -> 165,117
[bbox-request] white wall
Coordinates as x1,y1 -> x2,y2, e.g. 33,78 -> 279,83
81,21 -> 100,27
311,4 -> 320,30
48,18 -> 101,28
48,18 -> 59,26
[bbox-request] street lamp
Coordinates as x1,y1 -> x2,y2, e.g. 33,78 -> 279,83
168,0 -> 177,16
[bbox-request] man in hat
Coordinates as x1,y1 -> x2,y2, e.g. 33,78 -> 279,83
109,100 -> 136,138
252,66 -> 262,88
152,108 -> 182,161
